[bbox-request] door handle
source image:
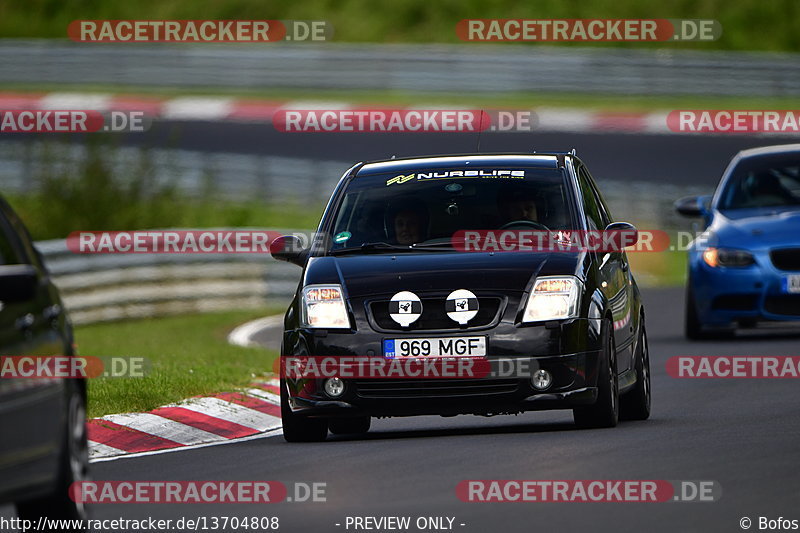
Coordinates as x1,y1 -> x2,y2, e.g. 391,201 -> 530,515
15,313 -> 35,331
43,304 -> 62,321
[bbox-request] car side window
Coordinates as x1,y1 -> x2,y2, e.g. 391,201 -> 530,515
0,204 -> 30,266
577,167 -> 604,231
580,167 -> 614,228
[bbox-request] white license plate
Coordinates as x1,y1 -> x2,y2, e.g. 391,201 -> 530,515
383,337 -> 486,359
785,274 -> 800,294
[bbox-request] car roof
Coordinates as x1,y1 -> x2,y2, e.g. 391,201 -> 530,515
737,144 -> 800,159
355,153 -> 572,176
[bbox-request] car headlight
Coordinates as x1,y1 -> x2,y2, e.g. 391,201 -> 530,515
301,284 -> 351,329
522,276 -> 582,323
702,247 -> 755,268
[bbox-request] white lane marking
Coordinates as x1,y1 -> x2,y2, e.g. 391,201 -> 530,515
88,440 -> 127,459
244,388 -> 280,406
534,108 -> 593,132
176,397 -> 280,431
227,315 -> 284,348
90,428 -> 283,463
282,100 -> 351,110
39,93 -> 112,110
101,413 -> 226,446
161,97 -> 235,120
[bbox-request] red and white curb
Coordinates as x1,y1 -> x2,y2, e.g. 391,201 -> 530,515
0,91 -> 674,134
87,378 -> 282,462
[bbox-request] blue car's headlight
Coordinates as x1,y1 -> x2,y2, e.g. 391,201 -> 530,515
702,247 -> 755,268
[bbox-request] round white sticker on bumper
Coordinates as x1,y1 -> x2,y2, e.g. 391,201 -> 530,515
445,289 -> 479,325
389,291 -> 423,327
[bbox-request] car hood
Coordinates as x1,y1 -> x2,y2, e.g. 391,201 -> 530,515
303,252 -> 584,298
710,207 -> 800,249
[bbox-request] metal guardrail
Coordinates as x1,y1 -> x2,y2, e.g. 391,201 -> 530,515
0,141 -> 347,204
1,40 -> 800,97
36,232 -> 301,325
4,141 -> 710,227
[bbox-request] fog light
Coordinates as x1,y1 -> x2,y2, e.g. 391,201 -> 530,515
531,369 -> 553,391
323,377 -> 345,398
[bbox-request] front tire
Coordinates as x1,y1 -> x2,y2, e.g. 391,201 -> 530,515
685,283 -> 706,340
620,318 -> 651,421
574,319 -> 618,429
280,379 -> 328,443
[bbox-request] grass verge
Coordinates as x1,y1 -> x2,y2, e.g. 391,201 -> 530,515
78,309 -> 282,418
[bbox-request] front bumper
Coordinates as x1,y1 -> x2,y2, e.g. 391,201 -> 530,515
284,349 -> 602,418
690,252 -> 800,325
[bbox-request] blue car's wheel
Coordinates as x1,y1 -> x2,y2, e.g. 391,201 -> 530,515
685,282 -> 705,340
685,275 -> 735,340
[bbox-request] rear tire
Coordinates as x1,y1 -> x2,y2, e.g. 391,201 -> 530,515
574,319 -> 618,429
329,417 -> 371,435
16,381 -> 89,528
685,283 -> 706,340
280,379 -> 328,443
620,318 -> 651,421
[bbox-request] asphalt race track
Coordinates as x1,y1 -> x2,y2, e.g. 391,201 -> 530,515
3,287 -> 797,532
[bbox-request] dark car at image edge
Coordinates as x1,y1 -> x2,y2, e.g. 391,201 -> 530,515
270,152 -> 652,442
0,195 -> 89,525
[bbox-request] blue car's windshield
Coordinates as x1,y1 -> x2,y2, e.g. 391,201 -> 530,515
328,166 -> 575,251
719,155 -> 800,210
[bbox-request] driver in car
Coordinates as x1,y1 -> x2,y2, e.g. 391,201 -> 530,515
387,202 -> 429,245
497,189 -> 541,227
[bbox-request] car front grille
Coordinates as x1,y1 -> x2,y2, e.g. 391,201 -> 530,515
354,378 -> 519,398
369,297 -> 504,332
771,248 -> 800,271
764,295 -> 800,317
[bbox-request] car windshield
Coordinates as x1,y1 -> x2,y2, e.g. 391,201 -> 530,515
719,155 -> 800,210
327,166 -> 575,252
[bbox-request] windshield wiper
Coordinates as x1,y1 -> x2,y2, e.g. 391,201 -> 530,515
408,241 -> 457,250
329,242 -> 411,255
329,241 -> 455,255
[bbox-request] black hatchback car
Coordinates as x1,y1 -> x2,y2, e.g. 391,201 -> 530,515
271,153 -> 651,442
0,196 -> 88,522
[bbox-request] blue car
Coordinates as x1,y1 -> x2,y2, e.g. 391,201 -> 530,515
675,144 -> 800,339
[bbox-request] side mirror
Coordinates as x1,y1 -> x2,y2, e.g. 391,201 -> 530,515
674,195 -> 711,218
269,235 -> 308,267
0,264 -> 39,303
604,221 -> 638,249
